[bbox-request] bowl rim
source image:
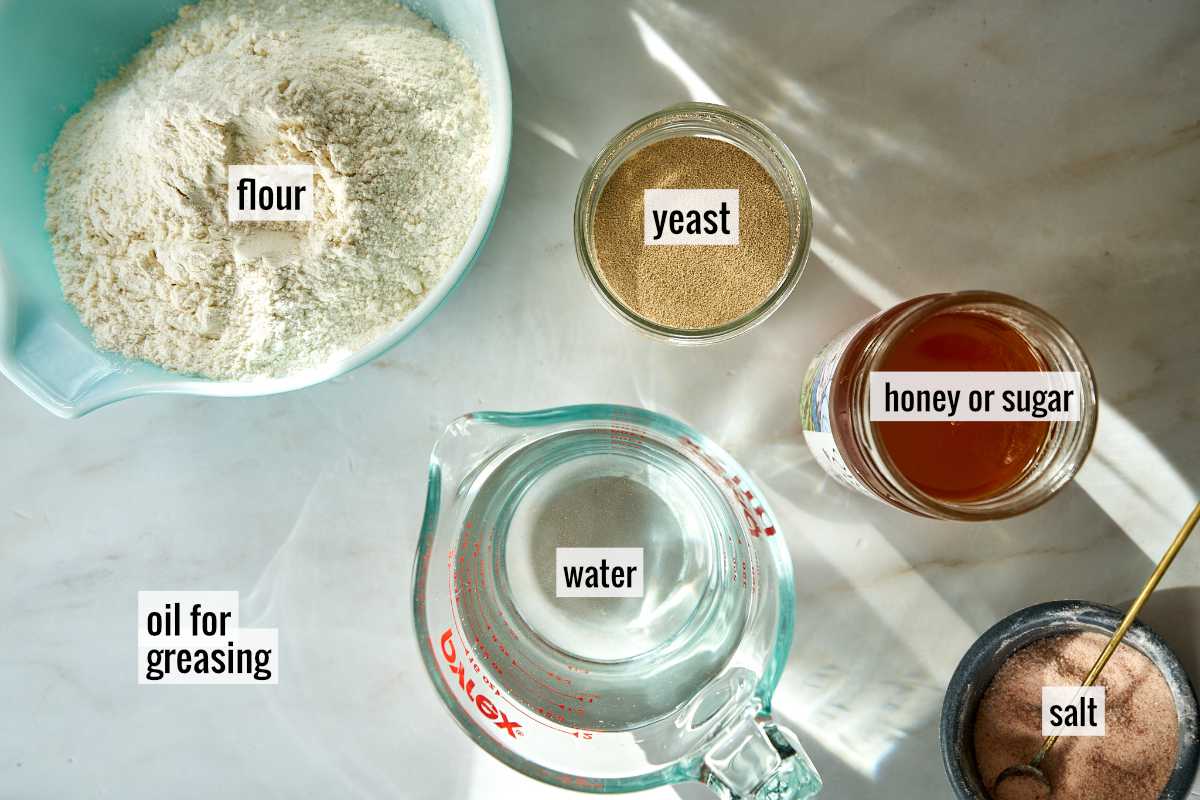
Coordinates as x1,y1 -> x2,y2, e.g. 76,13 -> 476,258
0,0 -> 513,419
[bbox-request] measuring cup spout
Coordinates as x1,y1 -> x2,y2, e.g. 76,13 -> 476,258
702,714 -> 822,800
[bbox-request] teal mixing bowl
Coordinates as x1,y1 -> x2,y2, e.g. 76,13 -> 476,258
0,0 -> 511,418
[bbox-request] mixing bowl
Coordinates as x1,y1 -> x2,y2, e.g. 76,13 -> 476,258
0,0 -> 511,418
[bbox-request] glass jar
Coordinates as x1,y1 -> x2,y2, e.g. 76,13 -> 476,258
574,102 -> 813,344
800,291 -> 1098,520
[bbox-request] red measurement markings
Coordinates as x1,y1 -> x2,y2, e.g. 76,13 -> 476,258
447,522 -> 606,737
533,692 -> 595,725
608,423 -> 648,453
452,529 -> 596,719
445,556 -> 595,740
726,543 -> 737,586
460,547 -> 506,677
678,436 -> 777,537
434,629 -> 521,739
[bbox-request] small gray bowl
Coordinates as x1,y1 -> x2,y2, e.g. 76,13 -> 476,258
940,600 -> 1199,799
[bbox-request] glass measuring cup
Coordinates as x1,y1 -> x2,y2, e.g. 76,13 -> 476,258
412,405 -> 821,798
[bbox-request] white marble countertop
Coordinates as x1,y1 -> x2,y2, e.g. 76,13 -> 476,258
2,1 -> 1198,798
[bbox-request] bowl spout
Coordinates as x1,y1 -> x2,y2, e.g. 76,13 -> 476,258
0,283 -> 163,418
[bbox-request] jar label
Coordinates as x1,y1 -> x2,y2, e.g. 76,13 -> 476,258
800,317 -> 872,496
802,430 -> 869,494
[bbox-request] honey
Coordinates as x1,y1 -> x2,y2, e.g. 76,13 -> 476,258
875,311 -> 1050,502
800,291 -> 1097,520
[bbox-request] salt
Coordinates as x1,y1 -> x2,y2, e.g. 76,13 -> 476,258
973,631 -> 1179,800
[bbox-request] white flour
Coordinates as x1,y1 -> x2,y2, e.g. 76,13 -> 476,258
46,0 -> 490,379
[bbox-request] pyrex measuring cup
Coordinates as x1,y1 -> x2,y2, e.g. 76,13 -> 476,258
412,405 -> 821,798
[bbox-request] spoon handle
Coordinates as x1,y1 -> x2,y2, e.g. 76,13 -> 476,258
1030,500 -> 1200,768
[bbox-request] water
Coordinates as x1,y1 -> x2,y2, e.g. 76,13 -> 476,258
452,428 -> 755,731
505,457 -> 711,661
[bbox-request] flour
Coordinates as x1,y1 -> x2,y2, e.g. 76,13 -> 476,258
45,0 -> 490,379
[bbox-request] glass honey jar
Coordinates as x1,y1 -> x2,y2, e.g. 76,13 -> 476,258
800,291 -> 1097,520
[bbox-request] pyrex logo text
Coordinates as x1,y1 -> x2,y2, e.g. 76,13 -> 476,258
439,629 -> 522,738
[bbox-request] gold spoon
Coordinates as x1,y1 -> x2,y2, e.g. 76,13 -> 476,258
990,500 -> 1200,800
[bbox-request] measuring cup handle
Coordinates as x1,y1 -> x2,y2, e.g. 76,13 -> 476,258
702,714 -> 821,800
